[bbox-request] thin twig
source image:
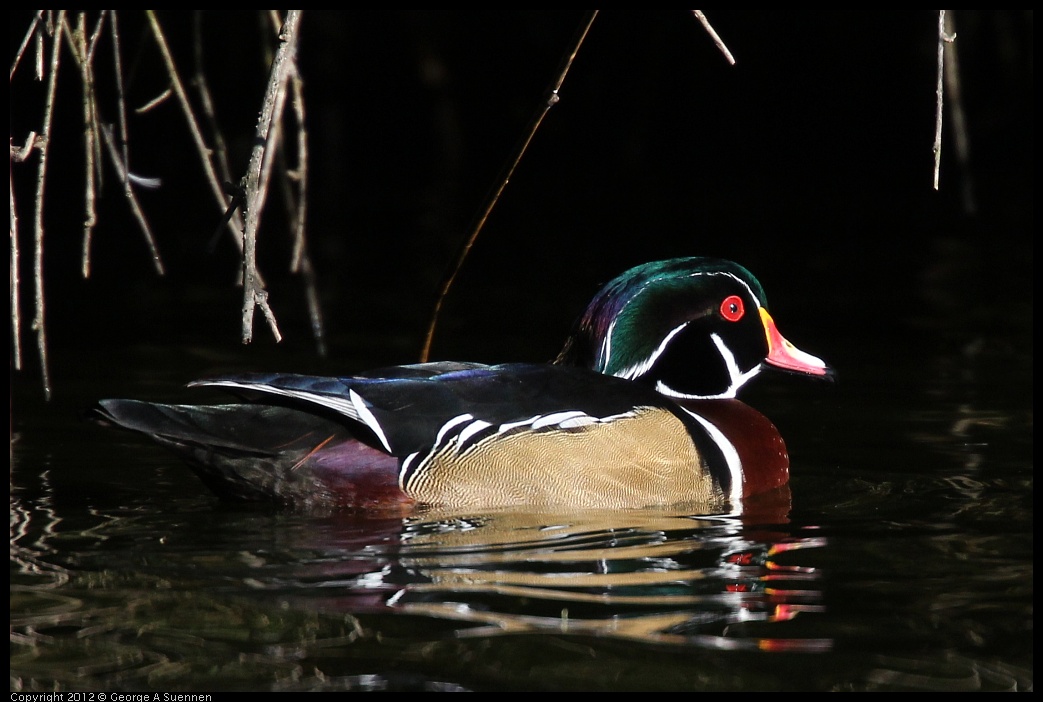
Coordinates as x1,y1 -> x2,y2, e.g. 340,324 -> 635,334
64,14 -> 99,277
941,12 -> 975,213
691,11 -> 736,65
299,255 -> 327,357
83,11 -> 107,65
289,77 -> 325,356
419,11 -> 599,362
99,124 -> 165,274
10,134 -> 33,366
31,10 -> 66,400
256,53 -> 288,216
286,78 -> 309,273
35,13 -> 48,80
135,87 -> 173,113
10,11 -> 45,81
85,12 -> 107,189
240,10 -> 301,344
9,129 -> 38,379
10,133 -> 39,162
145,11 -> 245,249
109,11 -> 132,192
286,67 -> 309,273
62,13 -> 163,276
933,10 -> 956,191
263,10 -> 324,355
11,164 -> 22,371
192,11 -> 235,190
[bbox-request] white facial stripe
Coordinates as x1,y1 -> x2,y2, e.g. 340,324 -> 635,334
713,333 -> 744,393
653,333 -> 762,400
681,407 -> 743,508
711,333 -> 762,396
710,270 -> 762,307
615,322 -> 689,380
599,318 -> 616,370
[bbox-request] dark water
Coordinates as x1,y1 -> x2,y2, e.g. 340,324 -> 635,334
10,247 -> 1032,691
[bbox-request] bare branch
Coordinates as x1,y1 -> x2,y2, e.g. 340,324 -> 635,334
145,11 -> 245,249
192,11 -> 235,190
691,11 -> 736,65
35,14 -> 47,80
9,129 -> 37,375
942,12 -> 975,213
83,12 -> 108,65
254,289 -> 282,344
288,77 -> 324,355
61,13 -> 163,277
99,124 -> 165,274
109,11 -> 132,191
419,11 -> 599,362
10,132 -> 40,162
10,129 -> 38,372
84,14 -> 107,188
261,11 -> 324,355
31,10 -> 67,400
135,87 -> 173,113
239,10 -> 302,344
63,14 -> 100,277
286,64 -> 309,274
10,11 -> 45,81
11,173 -> 22,371
932,10 -> 957,191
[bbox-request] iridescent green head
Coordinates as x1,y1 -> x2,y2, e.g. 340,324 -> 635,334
556,257 -> 832,398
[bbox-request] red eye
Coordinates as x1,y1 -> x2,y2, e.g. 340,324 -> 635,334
720,295 -> 744,322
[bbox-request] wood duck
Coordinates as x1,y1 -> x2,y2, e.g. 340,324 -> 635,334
95,257 -> 833,512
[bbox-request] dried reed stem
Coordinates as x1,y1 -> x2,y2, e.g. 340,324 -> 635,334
941,12 -> 975,213
239,10 -> 302,343
30,10 -> 67,400
98,124 -> 165,273
419,11 -> 599,362
192,12 -> 236,191
263,11 -> 324,355
933,10 -> 956,191
9,11 -> 44,80
691,11 -> 736,65
63,14 -> 100,277
145,11 -> 246,248
10,132 -> 42,371
11,156 -> 24,371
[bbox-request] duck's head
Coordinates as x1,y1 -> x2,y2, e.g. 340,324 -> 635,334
556,257 -> 833,399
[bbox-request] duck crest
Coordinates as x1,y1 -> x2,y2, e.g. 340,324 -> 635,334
556,258 -> 780,399
94,257 -> 832,512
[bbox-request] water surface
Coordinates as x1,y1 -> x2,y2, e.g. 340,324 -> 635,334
11,271 -> 1032,690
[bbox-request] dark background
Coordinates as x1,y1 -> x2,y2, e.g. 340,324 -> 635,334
10,10 -> 1033,395
8,14 -> 1034,690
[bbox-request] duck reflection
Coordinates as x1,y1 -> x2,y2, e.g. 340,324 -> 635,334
281,496 -> 829,653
